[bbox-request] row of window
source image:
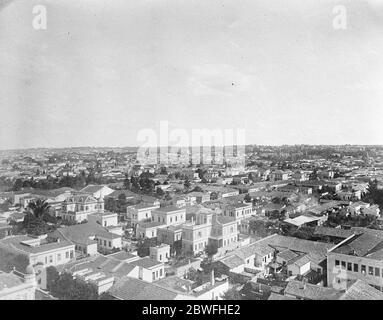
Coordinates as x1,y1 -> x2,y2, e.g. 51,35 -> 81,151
98,238 -> 112,248
44,250 -> 73,265
335,260 -> 383,277
152,268 -> 164,280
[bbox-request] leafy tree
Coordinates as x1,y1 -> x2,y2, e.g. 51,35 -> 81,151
49,271 -> 99,300
137,238 -> 157,257
171,240 -> 182,256
46,266 -> 60,291
184,179 -> 191,191
12,179 -> 24,191
222,287 -> 242,300
205,242 -> 218,257
192,186 -> 203,193
244,194 -> 252,203
156,188 -> 165,197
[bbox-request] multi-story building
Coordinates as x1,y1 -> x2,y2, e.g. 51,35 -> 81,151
151,206 -> 186,226
327,227 -> 383,292
182,209 -> 239,255
62,194 -> 104,223
222,203 -> 253,225
126,203 -> 160,229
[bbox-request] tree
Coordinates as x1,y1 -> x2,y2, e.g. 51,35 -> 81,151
184,179 -> 191,191
192,186 -> 203,193
205,242 -> 218,257
137,238 -> 157,257
12,179 -> 24,191
46,266 -> 60,291
244,194 -> 252,203
222,287 -> 242,300
116,193 -> 127,212
156,188 -> 165,197
171,240 -> 182,256
49,271 -> 99,300
23,199 -> 52,236
123,174 -> 131,190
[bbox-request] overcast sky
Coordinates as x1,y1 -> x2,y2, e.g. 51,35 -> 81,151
0,0 -> 383,149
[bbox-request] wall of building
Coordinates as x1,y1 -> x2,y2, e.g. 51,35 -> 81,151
328,251 -> 383,291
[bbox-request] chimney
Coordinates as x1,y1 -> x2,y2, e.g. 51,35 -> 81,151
210,269 -> 215,286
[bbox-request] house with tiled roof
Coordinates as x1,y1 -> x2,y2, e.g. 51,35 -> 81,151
181,208 -> 239,256
79,184 -> 114,200
49,214 -> 122,255
327,227 -> 383,292
340,279 -> 383,300
284,280 -> 342,300
62,194 -> 104,223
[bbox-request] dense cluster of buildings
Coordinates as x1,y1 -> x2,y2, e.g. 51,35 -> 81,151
1,145 -> 383,300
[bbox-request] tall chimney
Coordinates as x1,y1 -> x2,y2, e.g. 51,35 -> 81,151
210,269 -> 215,286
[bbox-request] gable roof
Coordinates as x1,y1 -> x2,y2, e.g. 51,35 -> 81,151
340,280 -> 383,300
80,185 -> 109,194
284,280 -> 341,300
109,277 -> 179,300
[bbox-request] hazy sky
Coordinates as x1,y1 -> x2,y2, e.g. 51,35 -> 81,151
0,0 -> 383,149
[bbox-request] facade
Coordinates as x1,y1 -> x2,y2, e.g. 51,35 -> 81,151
152,206 -> 186,227
0,235 -> 75,269
182,210 -> 239,255
150,244 -> 170,263
62,194 -> 104,223
127,203 -> 160,229
222,203 -> 253,225
327,228 -> 383,292
157,225 -> 183,246
136,221 -> 165,239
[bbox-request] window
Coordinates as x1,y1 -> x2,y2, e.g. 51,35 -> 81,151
361,265 -> 366,274
104,240 -> 107,246
375,268 -> 380,277
65,252 -> 69,259
57,253 -> 61,261
152,272 -> 155,281
160,268 -> 163,276
347,262 -> 352,271
353,264 -> 358,272
369,266 -> 374,275
335,260 -> 340,266
341,261 -> 346,269
49,255 -> 53,263
109,241 -> 112,247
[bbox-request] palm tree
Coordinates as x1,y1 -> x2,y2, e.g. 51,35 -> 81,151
27,199 -> 51,220
23,199 -> 51,235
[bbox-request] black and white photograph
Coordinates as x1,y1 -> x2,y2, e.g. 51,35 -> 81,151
1,0 -> 383,306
